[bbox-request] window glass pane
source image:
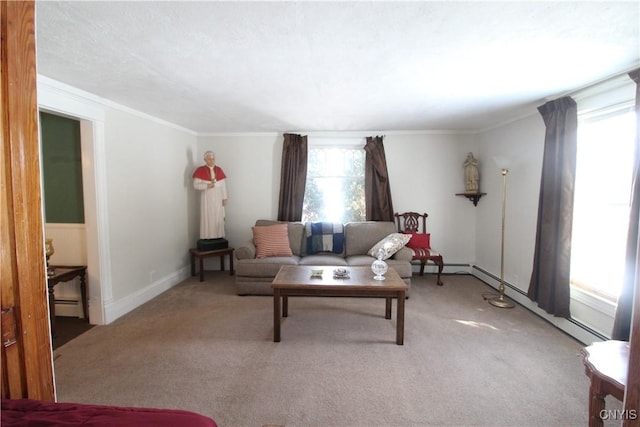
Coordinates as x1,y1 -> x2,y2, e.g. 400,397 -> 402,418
570,109 -> 635,299
302,147 -> 365,223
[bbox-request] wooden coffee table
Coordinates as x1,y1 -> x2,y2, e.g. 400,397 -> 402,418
271,265 -> 408,345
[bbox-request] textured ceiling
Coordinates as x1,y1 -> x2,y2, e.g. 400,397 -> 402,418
35,1 -> 639,133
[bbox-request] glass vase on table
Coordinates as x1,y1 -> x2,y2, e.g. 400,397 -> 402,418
371,248 -> 388,280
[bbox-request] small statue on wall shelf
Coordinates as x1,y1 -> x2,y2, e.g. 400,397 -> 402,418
464,152 -> 479,193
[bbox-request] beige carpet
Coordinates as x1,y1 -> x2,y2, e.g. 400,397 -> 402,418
53,272 -> 620,426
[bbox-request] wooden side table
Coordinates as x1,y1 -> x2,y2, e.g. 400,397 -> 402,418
47,265 -> 88,337
189,247 -> 234,282
582,340 -> 629,427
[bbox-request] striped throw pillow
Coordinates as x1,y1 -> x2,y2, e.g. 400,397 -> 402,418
252,224 -> 293,258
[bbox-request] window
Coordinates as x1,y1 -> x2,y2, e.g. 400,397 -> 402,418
302,143 -> 365,223
570,106 -> 636,300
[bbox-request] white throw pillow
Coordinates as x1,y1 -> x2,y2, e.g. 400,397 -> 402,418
368,233 -> 411,260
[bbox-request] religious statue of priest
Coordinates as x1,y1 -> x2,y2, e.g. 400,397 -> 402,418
193,151 -> 228,239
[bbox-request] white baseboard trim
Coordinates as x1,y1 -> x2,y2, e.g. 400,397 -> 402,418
103,266 -> 191,324
471,265 -> 607,345
411,262 -> 472,275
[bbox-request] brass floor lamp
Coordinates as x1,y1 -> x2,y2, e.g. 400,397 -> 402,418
484,168 -> 515,309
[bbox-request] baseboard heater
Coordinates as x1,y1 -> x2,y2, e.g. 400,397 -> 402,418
471,265 -> 608,342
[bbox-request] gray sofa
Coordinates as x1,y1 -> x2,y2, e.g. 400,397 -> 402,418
235,220 -> 413,295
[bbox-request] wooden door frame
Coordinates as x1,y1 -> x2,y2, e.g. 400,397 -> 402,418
1,0 -> 55,400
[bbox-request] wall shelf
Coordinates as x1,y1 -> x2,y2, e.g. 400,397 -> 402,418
456,192 -> 486,206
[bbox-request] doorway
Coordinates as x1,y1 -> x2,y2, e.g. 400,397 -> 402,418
38,76 -> 110,329
40,111 -> 96,348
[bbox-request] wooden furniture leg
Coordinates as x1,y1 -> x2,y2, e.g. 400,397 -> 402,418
418,260 -> 426,276
79,270 -> 88,320
189,248 -> 235,282
417,255 -> 444,286
396,290 -> 405,345
48,284 -> 56,337
432,255 -> 444,286
273,288 -> 281,342
282,295 -> 288,318
589,377 -> 607,427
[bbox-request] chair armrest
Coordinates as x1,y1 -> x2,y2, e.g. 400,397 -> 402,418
392,247 -> 414,262
235,242 -> 256,260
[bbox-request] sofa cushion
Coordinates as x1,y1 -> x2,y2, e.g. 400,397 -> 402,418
299,254 -> 348,266
236,256 -> 301,277
344,221 -> 397,257
345,255 -> 375,266
368,233 -> 411,260
252,224 -> 293,258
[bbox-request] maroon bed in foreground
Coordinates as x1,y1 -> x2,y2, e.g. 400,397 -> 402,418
1,398 -> 217,426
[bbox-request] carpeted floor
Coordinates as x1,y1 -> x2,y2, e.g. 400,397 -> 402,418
52,272 -> 621,426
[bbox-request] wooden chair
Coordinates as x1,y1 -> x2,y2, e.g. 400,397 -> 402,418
394,212 -> 444,286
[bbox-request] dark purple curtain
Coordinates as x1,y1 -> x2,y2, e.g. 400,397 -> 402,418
277,133 -> 307,222
612,69 -> 640,340
527,96 -> 577,318
364,136 -> 394,221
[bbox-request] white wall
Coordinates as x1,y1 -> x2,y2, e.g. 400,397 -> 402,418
197,133 -> 282,248
475,114 -> 545,289
104,108 -> 199,302
382,132 -> 478,265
